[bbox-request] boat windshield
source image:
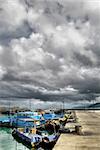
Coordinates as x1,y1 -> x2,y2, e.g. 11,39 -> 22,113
17,112 -> 38,117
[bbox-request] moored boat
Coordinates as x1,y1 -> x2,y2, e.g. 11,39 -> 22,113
12,128 -> 42,148
12,124 -> 60,149
0,117 -> 11,127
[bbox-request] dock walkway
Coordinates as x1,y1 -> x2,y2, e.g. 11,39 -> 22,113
53,110 -> 100,150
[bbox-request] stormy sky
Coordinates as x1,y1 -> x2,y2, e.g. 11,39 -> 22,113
0,0 -> 100,104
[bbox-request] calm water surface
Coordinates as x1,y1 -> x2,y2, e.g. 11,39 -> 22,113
0,127 -> 34,150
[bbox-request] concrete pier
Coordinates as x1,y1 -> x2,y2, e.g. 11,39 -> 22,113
54,110 -> 100,150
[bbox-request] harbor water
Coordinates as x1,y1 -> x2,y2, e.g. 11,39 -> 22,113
0,127 -> 32,150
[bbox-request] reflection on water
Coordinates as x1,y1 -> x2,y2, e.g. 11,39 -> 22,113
0,127 -> 34,150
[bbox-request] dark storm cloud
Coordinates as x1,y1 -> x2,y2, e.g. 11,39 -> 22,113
74,78 -> 100,94
73,52 -> 93,67
0,0 -> 100,103
0,21 -> 33,45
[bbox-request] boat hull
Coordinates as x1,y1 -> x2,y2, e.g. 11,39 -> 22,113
12,130 -> 38,148
12,129 -> 59,149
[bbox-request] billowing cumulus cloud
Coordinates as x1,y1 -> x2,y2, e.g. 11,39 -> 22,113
0,0 -> 100,105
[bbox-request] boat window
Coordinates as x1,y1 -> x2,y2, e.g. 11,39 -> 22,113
35,137 -> 40,142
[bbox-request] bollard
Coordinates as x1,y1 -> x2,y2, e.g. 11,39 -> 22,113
75,125 -> 82,135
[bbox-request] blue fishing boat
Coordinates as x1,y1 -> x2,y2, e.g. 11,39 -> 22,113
12,126 -> 60,149
0,116 -> 11,127
11,111 -> 45,128
12,128 -> 42,148
43,113 -> 63,120
0,111 -> 64,128
11,111 -> 64,128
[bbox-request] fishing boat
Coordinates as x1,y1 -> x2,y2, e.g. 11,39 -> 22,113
0,111 -> 43,128
11,111 -> 45,128
12,128 -> 42,148
0,117 -> 11,127
11,117 -> 45,128
43,112 -> 63,120
12,126 -> 60,149
11,111 -> 64,128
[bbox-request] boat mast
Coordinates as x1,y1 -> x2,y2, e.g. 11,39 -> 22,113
29,99 -> 31,111
8,100 -> 11,118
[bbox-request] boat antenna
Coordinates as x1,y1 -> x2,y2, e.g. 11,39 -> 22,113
63,101 -> 64,114
29,99 -> 31,111
8,100 -> 11,119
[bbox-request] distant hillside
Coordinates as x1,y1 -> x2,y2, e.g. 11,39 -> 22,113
88,102 -> 100,109
73,102 -> 100,110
